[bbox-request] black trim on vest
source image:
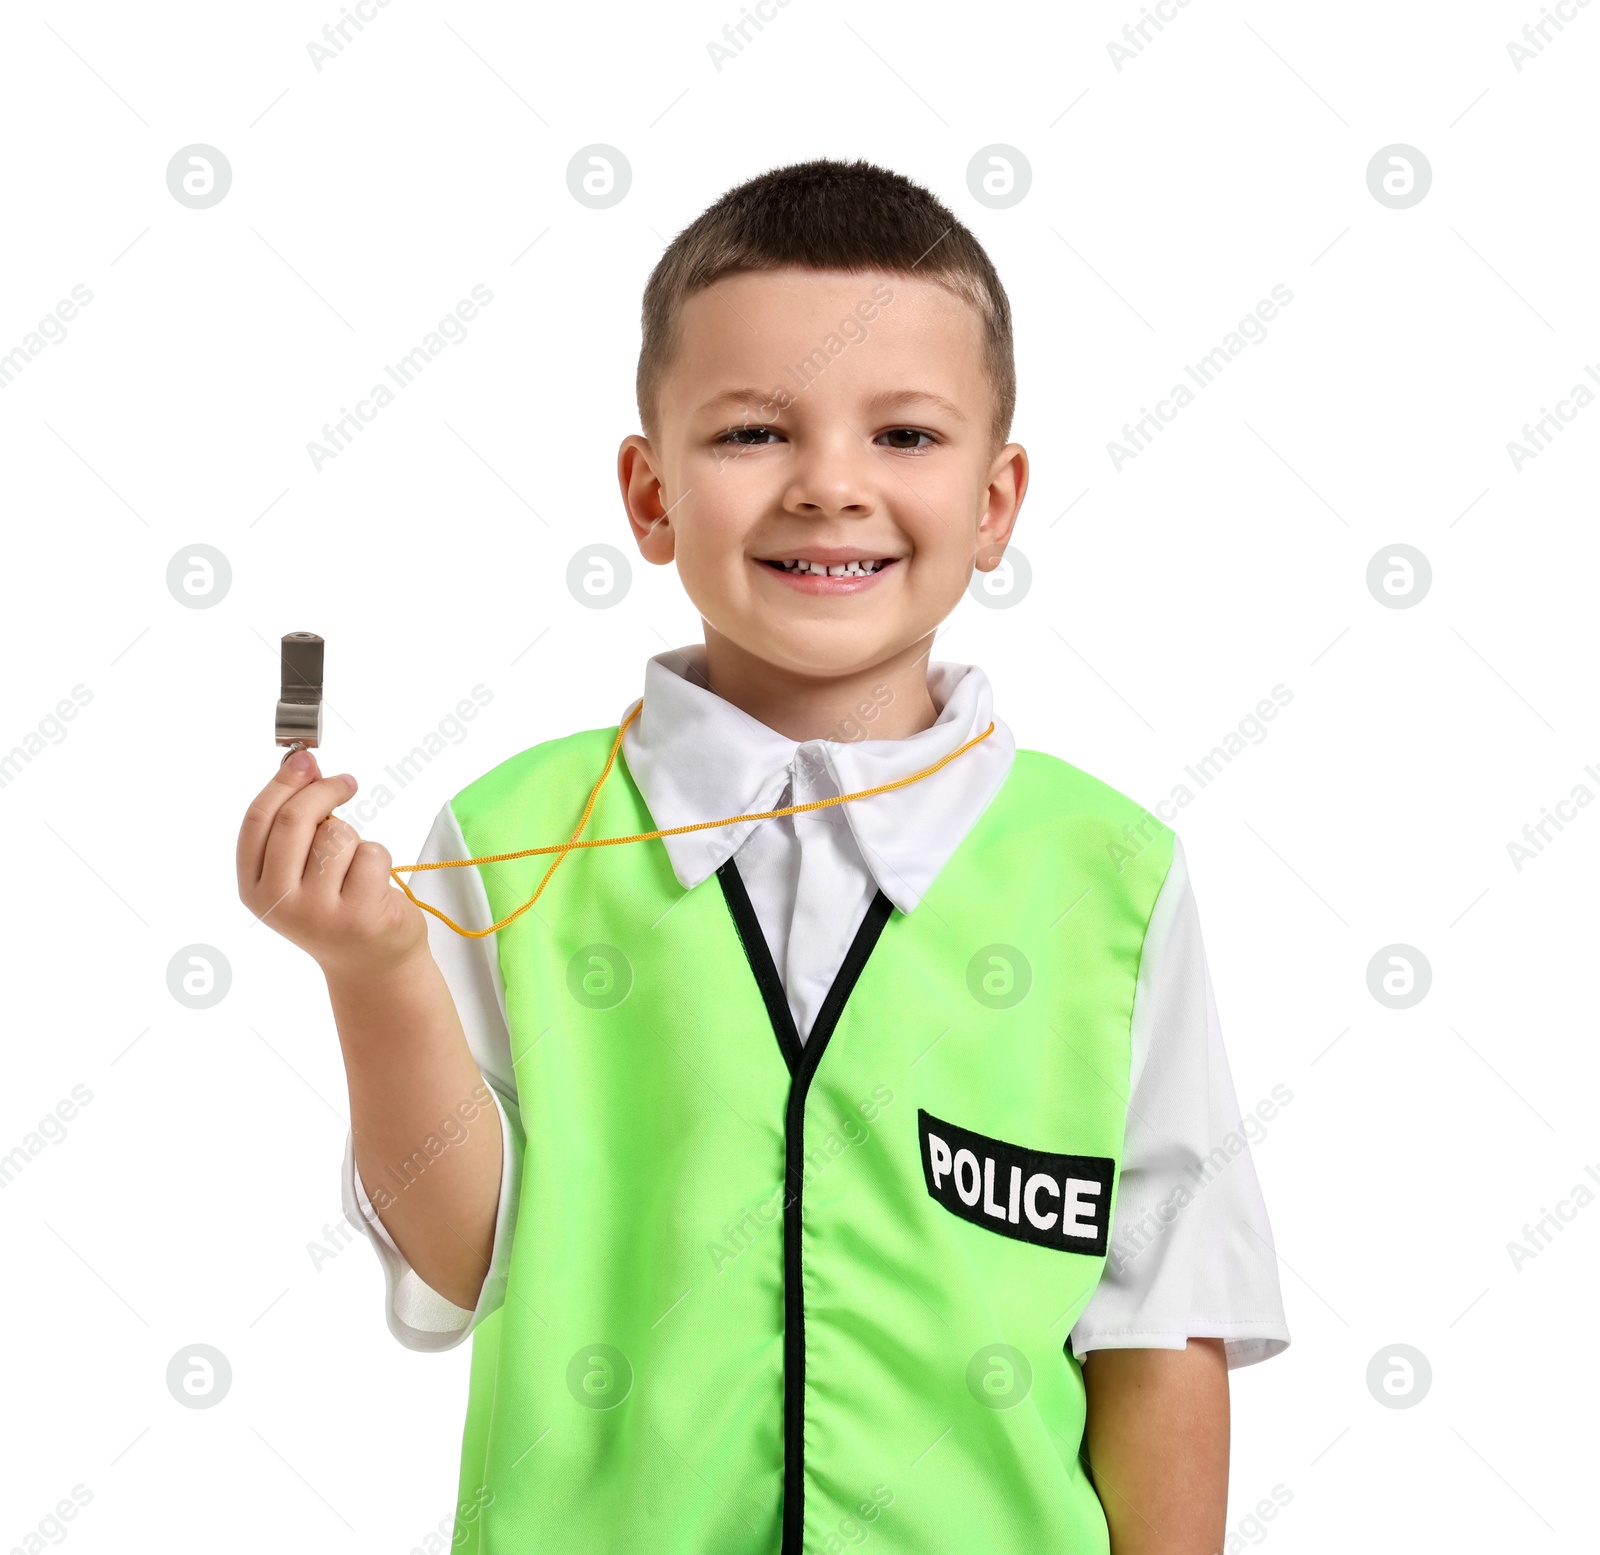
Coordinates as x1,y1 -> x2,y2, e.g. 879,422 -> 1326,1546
716,857 -> 896,1555
716,855 -> 803,1074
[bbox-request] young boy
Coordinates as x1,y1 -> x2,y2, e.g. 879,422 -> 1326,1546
237,159 -> 1288,1554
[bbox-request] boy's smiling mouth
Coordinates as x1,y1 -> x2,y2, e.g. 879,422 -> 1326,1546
756,547 -> 902,590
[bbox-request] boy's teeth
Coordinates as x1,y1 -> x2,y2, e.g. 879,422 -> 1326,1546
777,558 -> 886,576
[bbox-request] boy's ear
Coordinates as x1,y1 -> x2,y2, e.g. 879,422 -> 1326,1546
617,434 -> 676,563
976,441 -> 1029,562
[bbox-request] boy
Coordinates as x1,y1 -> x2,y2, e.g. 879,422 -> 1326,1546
237,159 -> 1288,1554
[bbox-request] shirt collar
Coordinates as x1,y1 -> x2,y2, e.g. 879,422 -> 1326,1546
618,643 -> 1016,914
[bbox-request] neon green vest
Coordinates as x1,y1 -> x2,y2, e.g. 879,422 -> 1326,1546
446,725 -> 1173,1554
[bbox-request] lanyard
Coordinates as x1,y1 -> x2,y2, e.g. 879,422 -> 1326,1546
389,703 -> 997,938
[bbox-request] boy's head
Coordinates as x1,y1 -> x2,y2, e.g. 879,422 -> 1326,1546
618,159 -> 1027,696
634,159 -> 1016,449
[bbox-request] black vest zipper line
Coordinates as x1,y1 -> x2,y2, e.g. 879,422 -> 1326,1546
716,858 -> 896,1555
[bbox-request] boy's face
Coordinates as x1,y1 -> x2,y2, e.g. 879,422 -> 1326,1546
618,267 -> 1027,686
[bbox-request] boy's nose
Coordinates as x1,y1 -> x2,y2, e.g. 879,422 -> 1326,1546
782,440 -> 876,517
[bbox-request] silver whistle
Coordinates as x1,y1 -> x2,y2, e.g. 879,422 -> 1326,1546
276,631 -> 324,761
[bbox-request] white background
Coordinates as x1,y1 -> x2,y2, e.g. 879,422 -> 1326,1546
2,1 -> 1595,1549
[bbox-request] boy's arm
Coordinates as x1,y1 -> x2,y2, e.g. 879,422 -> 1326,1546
237,749 -> 502,1312
340,799 -> 525,1344
1082,1338 -> 1229,1555
327,948 -> 503,1312
1072,833 -> 1288,1550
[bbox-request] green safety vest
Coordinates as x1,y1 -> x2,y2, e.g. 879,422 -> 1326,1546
446,724 -> 1174,1555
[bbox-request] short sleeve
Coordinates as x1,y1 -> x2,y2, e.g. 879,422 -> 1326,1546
339,800 -> 525,1351
1069,834 -> 1291,1371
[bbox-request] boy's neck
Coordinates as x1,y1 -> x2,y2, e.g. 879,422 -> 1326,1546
697,625 -> 941,743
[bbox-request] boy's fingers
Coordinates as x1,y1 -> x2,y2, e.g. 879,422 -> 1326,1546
302,814 -> 362,898
340,837 -> 395,909
237,748 -> 322,888
258,772 -> 358,900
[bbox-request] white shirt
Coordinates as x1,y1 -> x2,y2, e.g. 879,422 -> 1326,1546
341,646 -> 1290,1369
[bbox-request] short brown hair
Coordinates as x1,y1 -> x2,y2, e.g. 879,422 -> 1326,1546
636,158 -> 1015,446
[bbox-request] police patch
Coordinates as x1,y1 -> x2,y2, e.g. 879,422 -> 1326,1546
917,1107 -> 1115,1257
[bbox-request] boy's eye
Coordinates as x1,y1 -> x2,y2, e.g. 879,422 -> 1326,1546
715,425 -> 938,450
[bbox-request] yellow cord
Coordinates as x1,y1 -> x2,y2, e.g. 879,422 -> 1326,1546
388,705 -> 997,938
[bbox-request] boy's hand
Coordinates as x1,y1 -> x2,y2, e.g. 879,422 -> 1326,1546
236,748 -> 427,977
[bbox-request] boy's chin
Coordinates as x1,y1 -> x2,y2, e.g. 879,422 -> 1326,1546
723,619 -> 917,677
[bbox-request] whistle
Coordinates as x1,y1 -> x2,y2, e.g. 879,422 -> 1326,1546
276,631 -> 324,760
